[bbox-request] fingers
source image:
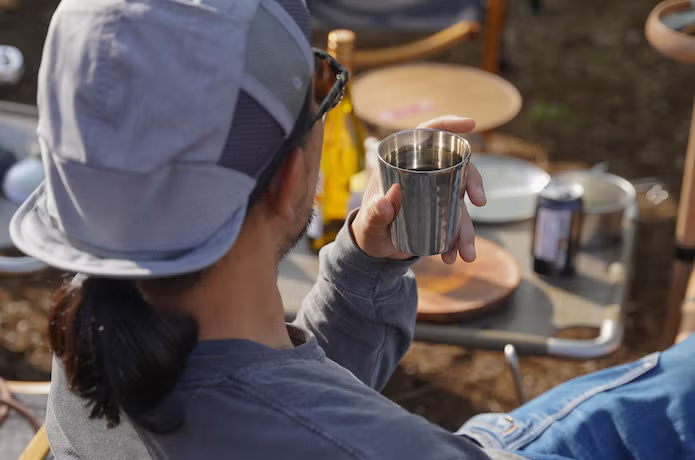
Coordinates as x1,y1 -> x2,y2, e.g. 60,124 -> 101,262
416,116 -> 481,265
442,248 -> 457,265
352,183 -> 412,260
466,163 -> 487,207
440,206 -> 476,264
363,184 -> 401,230
417,115 -> 476,134
415,117 -> 486,207
360,171 -> 382,208
364,198 -> 393,233
384,183 -> 402,217
457,205 -> 476,263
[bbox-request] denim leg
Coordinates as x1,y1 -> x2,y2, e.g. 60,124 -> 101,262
457,334 -> 695,460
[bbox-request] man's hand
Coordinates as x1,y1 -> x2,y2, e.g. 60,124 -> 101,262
350,116 -> 486,264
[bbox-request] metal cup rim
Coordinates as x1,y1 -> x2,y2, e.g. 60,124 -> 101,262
377,128 -> 471,174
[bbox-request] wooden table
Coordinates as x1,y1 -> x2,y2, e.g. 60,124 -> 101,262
351,63 -> 522,133
281,207 -> 636,359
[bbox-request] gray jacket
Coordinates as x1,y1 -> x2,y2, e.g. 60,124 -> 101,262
46,219 -> 524,460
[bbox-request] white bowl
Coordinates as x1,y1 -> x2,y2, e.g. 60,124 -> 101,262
465,154 -> 550,223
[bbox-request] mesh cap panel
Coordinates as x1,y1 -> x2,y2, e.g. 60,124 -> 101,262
276,0 -> 311,36
220,0 -> 312,179
242,0 -> 312,134
220,91 -> 284,178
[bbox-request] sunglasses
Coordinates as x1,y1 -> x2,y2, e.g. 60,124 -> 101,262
311,48 -> 349,126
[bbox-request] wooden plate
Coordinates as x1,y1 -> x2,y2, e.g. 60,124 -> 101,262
413,237 -> 521,322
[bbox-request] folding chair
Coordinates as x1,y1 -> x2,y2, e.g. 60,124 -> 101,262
309,0 -> 507,74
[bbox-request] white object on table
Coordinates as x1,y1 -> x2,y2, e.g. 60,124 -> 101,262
465,154 -> 550,223
0,46 -> 23,85
3,157 -> 44,205
0,103 -> 47,274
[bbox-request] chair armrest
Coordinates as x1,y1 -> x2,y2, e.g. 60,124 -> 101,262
6,381 -> 51,395
19,425 -> 49,460
353,20 -> 480,70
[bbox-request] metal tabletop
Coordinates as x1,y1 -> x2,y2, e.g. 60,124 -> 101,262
281,208 -> 636,359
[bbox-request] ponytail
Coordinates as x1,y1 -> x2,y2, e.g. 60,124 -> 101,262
48,277 -> 198,432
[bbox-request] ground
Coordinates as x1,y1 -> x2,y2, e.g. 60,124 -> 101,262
0,0 -> 693,431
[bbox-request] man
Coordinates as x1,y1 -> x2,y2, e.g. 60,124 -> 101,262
11,0 -> 695,458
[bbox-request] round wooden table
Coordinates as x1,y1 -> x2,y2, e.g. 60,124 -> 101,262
351,62 -> 522,133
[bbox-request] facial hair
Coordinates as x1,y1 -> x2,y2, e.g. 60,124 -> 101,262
278,207 -> 315,261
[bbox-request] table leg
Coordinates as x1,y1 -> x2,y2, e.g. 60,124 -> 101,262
483,0 -> 506,74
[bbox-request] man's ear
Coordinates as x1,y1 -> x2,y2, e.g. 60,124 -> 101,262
263,147 -> 306,221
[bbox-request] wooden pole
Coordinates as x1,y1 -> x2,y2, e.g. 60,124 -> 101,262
663,97 -> 695,347
675,265 -> 695,343
482,0 -> 506,74
674,99 -> 695,248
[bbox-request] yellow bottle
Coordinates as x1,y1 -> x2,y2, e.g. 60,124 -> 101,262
308,30 -> 366,253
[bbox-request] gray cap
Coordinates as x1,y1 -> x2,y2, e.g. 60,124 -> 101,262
10,0 -> 314,278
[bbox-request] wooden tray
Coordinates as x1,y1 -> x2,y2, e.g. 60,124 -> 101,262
413,237 -> 521,322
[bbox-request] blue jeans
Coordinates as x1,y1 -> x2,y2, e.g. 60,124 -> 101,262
457,334 -> 695,460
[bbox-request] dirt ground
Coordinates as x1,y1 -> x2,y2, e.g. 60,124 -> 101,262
0,0 -> 693,431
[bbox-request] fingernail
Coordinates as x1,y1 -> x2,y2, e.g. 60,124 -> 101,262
463,243 -> 476,261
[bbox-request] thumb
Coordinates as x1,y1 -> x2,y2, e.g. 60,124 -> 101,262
365,195 -> 396,230
363,183 -> 402,231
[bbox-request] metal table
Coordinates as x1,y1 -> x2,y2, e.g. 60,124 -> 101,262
281,208 -> 636,359
0,100 -> 635,361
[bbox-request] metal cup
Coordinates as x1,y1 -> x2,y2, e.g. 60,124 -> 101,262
377,129 -> 471,256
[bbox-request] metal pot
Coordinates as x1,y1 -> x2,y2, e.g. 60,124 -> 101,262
553,171 -> 636,248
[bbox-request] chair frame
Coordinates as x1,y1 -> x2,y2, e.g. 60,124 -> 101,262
348,0 -> 506,73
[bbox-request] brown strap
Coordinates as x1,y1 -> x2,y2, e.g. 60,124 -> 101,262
0,394 -> 41,432
0,377 -> 47,458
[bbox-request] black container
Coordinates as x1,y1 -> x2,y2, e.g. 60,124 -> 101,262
532,179 -> 584,276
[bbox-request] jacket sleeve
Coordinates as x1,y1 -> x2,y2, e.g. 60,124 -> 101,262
293,210 -> 419,390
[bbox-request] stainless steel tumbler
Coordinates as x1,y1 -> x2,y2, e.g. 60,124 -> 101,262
377,129 -> 471,256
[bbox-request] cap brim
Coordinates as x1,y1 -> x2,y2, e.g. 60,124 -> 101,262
10,183 -> 247,278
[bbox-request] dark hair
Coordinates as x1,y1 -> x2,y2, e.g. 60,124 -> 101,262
48,276 -> 199,432
47,92 -> 315,433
